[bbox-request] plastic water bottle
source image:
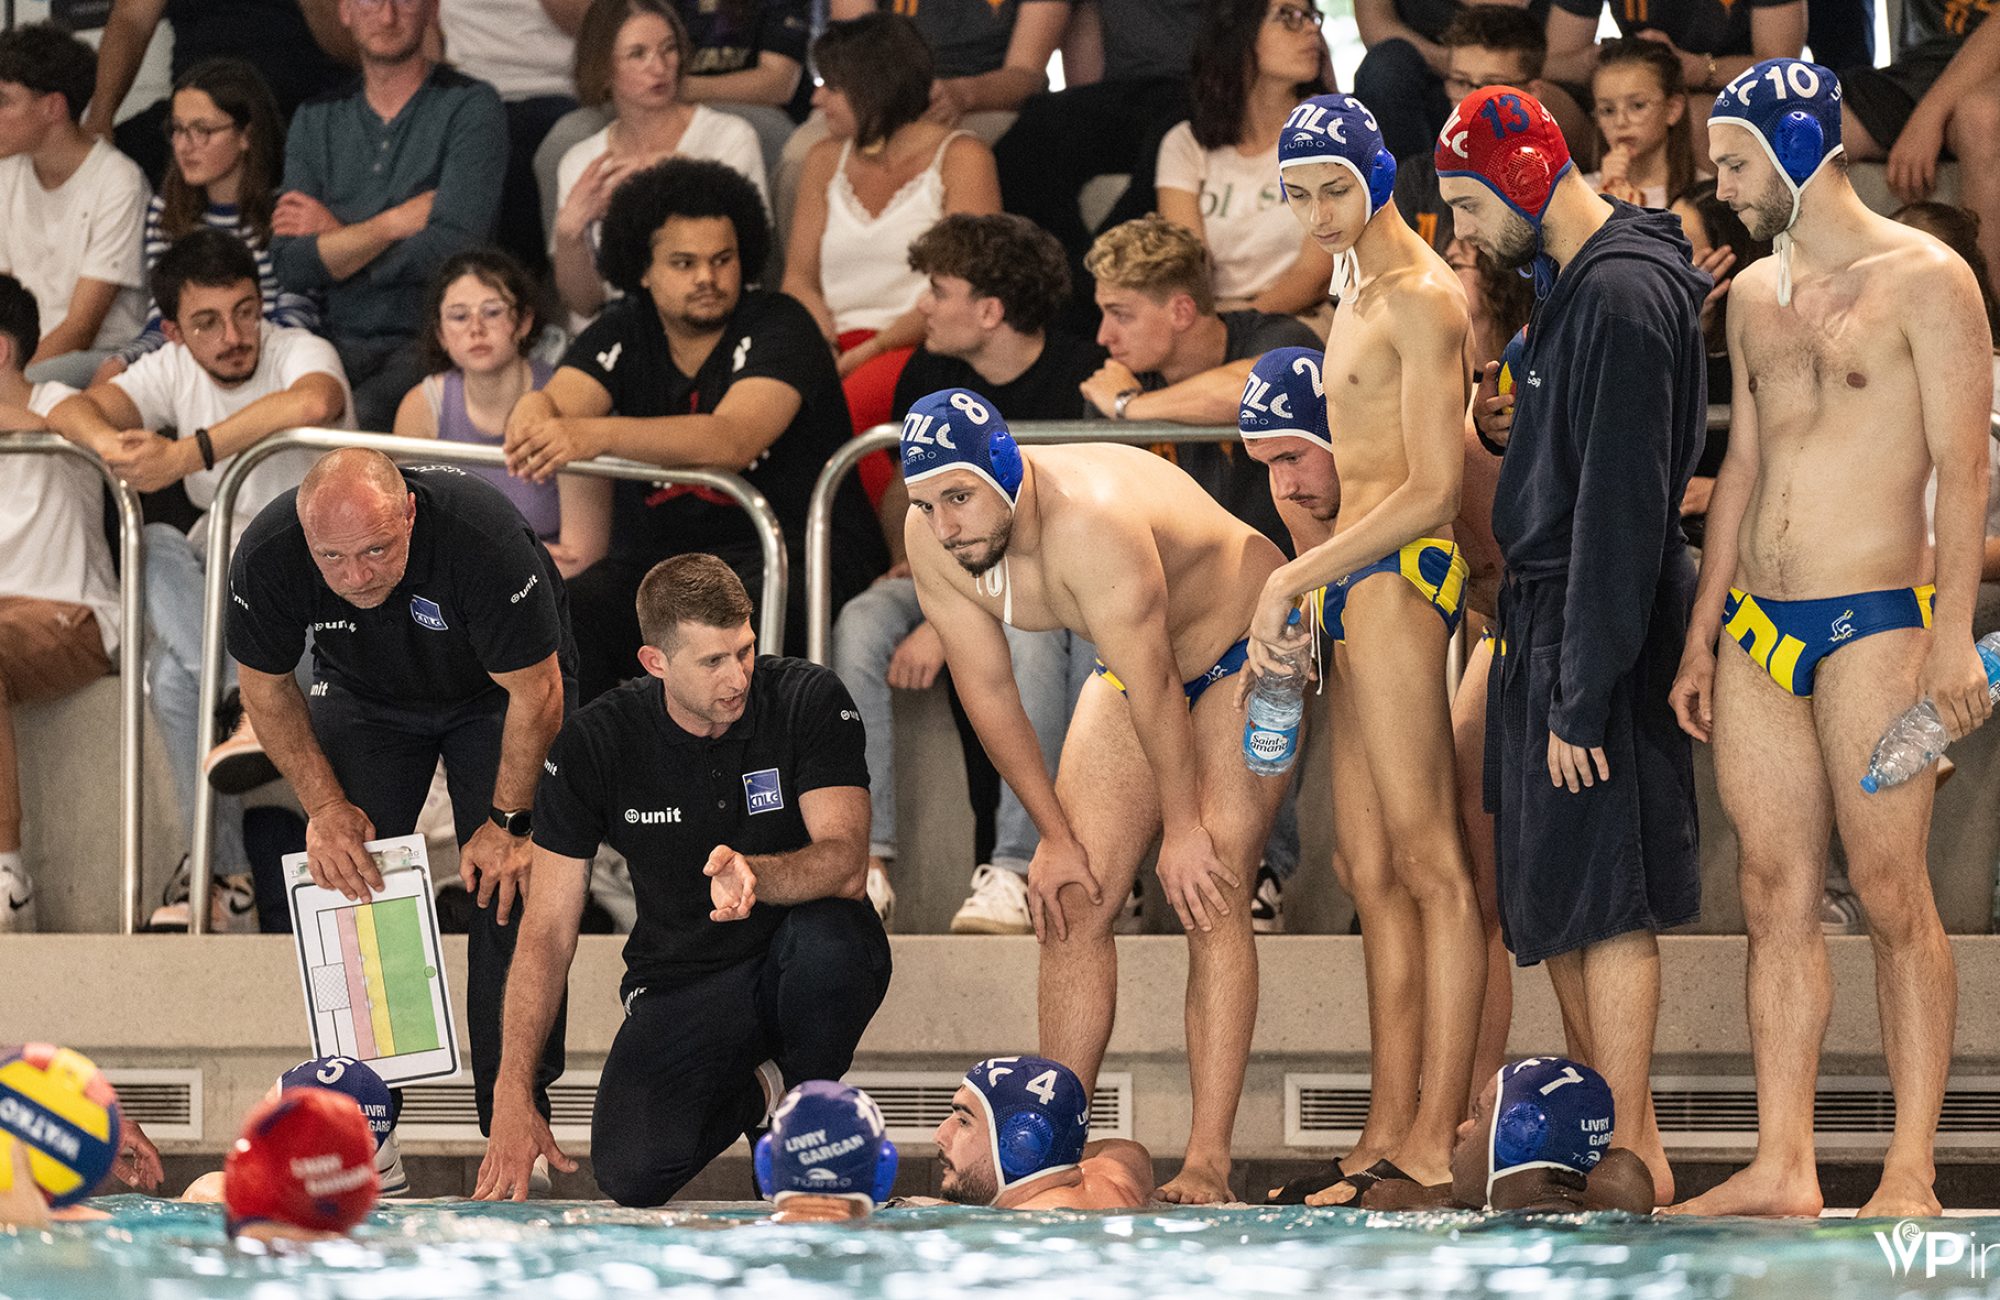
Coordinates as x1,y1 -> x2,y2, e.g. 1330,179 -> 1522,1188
1243,611 -> 1307,776
1859,630 -> 2000,793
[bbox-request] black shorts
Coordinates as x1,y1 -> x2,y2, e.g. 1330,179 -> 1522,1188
1840,43 -> 1960,149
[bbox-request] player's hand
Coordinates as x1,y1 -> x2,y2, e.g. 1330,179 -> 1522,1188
460,822 -> 533,926
1242,587 -> 1311,701
886,620 -> 947,691
271,190 -> 343,238
111,1120 -> 164,1193
1079,360 -> 1142,419
1920,634 -> 1994,741
473,1091 -> 576,1202
1026,835 -> 1102,943
1886,103 -> 1947,204
553,151 -> 637,243
1156,825 -> 1237,933
705,846 -> 758,921
1472,361 -> 1513,449
102,431 -> 195,494
1547,730 -> 1610,792
506,415 -> 598,484
0,1135 -> 50,1229
1669,644 -> 1717,743
304,799 -> 382,900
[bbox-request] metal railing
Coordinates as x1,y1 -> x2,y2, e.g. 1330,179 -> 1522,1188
804,421 -> 1264,664
0,434 -> 147,932
186,429 -> 788,932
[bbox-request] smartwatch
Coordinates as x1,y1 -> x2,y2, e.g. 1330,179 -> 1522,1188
489,806 -> 532,837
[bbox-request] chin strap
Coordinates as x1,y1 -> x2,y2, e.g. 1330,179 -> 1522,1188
1774,230 -> 1795,307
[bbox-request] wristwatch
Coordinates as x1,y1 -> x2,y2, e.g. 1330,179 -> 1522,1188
1112,387 -> 1144,420
489,806 -> 532,836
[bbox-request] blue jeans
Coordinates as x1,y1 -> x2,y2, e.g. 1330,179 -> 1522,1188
144,522 -> 247,874
830,577 -> 1095,875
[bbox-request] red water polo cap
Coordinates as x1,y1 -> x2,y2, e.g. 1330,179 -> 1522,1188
1435,86 -> 1573,224
223,1087 -> 379,1236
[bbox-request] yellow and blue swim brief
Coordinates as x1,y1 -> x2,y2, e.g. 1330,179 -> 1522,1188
1722,584 -> 1935,697
1094,638 -> 1250,708
1311,537 -> 1470,642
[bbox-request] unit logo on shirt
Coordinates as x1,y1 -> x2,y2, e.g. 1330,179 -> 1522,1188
410,595 -> 449,631
743,768 -> 784,814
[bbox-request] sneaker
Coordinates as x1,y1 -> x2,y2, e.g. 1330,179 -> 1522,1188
204,711 -> 279,794
949,865 -> 1032,935
1820,884 -> 1865,936
865,862 -> 896,929
375,1130 -> 410,1198
528,1153 -> 552,1198
0,862 -> 37,933
147,857 -> 258,933
1251,863 -> 1285,935
1112,880 -> 1143,936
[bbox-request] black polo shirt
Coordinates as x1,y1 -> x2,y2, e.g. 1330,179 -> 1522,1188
561,290 -> 886,589
227,464 -> 575,705
534,657 -> 868,993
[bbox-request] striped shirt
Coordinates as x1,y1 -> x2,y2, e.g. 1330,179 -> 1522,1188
116,197 -> 321,364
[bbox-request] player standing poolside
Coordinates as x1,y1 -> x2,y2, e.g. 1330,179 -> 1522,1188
1668,60 -> 1993,1219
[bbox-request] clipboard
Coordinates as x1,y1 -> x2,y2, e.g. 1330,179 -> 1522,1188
284,834 -> 461,1087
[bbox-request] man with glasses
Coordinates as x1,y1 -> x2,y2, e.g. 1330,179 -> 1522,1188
49,229 -> 354,932
271,0 -> 507,432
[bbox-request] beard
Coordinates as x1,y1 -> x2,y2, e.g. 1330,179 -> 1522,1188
939,1163 -> 998,1206
1484,209 -> 1540,271
1739,187 -> 1794,242
949,514 -> 1014,577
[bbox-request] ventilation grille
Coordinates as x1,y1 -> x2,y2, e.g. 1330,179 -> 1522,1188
102,1069 -> 201,1140
847,1071 -> 1132,1144
397,1072 -> 602,1144
1288,1074 -> 2000,1151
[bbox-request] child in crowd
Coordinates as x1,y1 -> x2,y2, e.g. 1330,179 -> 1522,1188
395,249 -> 608,578
1585,39 -> 1706,210
99,59 -> 317,384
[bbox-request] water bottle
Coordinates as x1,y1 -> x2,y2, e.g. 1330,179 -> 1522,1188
1859,630 -> 2000,793
1243,611 -> 1308,776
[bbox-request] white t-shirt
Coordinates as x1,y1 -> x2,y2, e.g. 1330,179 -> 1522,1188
112,324 -> 355,541
1155,123 -> 1300,303
0,140 -> 150,351
440,0 -> 577,100
0,382 -> 120,655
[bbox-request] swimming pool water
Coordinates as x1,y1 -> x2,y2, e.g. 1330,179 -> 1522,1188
4,1199 -> 1998,1299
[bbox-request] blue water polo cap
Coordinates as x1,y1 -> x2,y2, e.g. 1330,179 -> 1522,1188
1239,346 -> 1331,453
754,1081 -> 899,1207
1488,1056 -> 1614,1195
965,1056 -> 1090,1192
1711,59 -> 1842,198
1279,93 -> 1397,221
279,1056 -> 393,1151
900,387 -> 1023,505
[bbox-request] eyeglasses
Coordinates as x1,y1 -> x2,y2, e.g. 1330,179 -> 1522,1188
1267,4 -> 1322,32
163,117 -> 241,146
186,299 -> 262,341
1443,72 -> 1520,99
618,39 -> 681,64
352,0 -> 426,9
441,300 -> 517,330
1594,97 -> 1664,122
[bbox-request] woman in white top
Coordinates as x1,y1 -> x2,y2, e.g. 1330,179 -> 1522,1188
783,13 -> 1001,441
548,0 -> 769,324
1155,0 -> 1337,321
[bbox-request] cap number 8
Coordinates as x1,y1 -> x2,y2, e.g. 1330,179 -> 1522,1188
950,392 -> 990,423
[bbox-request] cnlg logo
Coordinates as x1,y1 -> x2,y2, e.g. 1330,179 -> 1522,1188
1876,1220 -> 1995,1279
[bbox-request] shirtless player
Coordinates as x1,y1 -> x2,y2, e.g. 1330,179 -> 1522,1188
1242,95 -> 1486,1206
1668,59 -> 1994,1218
901,387 -> 1289,1204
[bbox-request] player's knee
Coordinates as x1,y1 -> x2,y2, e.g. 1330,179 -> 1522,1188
775,897 -> 886,983
592,1148 -> 692,1209
1734,853 -> 1814,929
1948,91 -> 2000,153
1845,859 -> 1941,943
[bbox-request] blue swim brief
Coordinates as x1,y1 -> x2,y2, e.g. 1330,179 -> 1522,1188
1311,537 -> 1470,642
1722,584 -> 1936,697
1094,638 -> 1250,708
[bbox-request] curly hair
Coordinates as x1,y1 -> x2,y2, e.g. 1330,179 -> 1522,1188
0,23 -> 96,123
572,0 -> 691,109
908,214 -> 1070,335
160,60 -> 285,244
1084,216 -> 1216,315
1188,0 -> 1334,151
813,14 -> 934,151
419,247 -> 552,373
596,157 -> 772,295
151,227 -> 259,322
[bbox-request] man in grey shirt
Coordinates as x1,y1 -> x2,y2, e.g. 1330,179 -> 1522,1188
271,0 -> 506,432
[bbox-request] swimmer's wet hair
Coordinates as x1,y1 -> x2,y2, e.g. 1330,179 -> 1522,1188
909,214 -> 1070,335
1085,216 -> 1216,316
639,553 -> 754,652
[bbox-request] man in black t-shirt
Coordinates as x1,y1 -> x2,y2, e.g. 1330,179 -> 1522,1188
473,554 -> 890,1207
227,450 -> 575,1150
505,158 -> 886,700
1078,217 -> 1321,550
